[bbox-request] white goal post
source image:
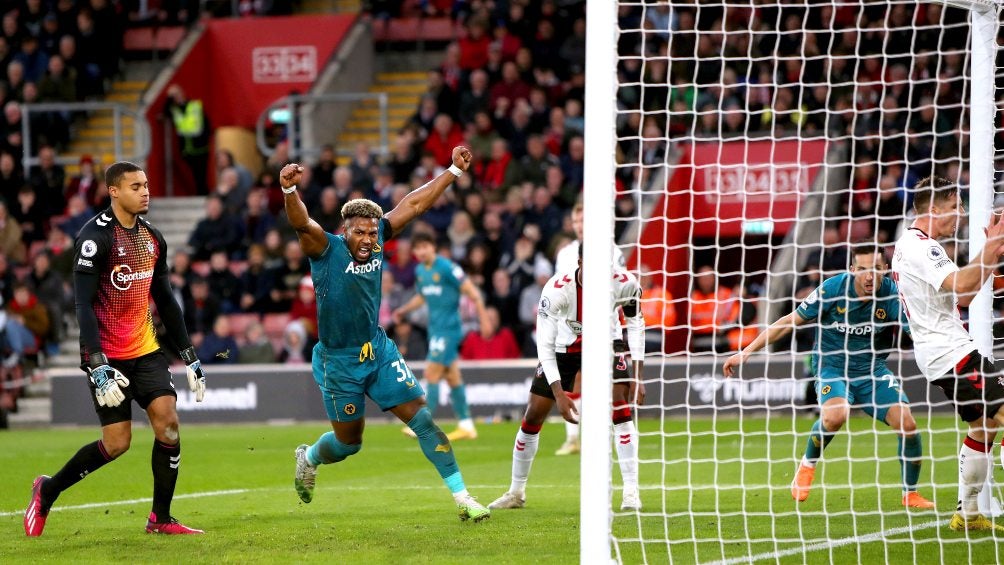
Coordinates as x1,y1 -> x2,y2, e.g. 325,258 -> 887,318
583,0 -> 1004,563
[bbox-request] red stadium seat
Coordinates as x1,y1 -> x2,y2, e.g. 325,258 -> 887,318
262,312 -> 291,340
372,17 -> 457,43
227,313 -> 261,339
123,26 -> 186,52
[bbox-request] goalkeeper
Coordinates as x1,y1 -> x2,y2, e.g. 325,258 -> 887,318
723,244 -> 935,509
24,162 -> 208,537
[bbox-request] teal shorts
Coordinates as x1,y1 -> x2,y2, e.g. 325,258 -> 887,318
426,330 -> 463,366
816,366 -> 909,424
312,329 -> 425,422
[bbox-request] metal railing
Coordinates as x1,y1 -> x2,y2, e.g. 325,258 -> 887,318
255,92 -> 390,162
21,102 -> 152,171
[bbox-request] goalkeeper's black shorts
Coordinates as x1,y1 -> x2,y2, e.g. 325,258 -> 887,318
88,350 -> 176,426
932,350 -> 1004,423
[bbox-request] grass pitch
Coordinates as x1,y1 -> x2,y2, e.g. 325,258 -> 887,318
1,416 -> 1002,564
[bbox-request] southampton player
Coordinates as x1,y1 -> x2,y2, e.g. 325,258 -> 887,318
489,244 -> 646,511
392,231 -> 490,441
552,202 -> 628,456
24,162 -> 208,537
285,146 -> 490,522
893,176 -> 1004,532
723,245 -> 935,509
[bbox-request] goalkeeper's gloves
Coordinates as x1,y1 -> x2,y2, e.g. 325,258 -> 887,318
88,353 -> 129,408
180,346 -> 206,402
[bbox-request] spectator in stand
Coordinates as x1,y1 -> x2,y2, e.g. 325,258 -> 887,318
507,135 -> 559,188
13,185 -> 46,244
26,250 -> 66,354
487,268 -> 520,331
688,265 -> 740,353
183,276 -> 220,346
5,60 -> 24,103
238,188 -> 275,250
65,154 -> 99,206
478,138 -> 512,202
639,269 -> 677,353
425,113 -> 466,166
8,282 -> 48,363
164,84 -> 210,194
15,34 -> 48,83
188,195 -> 239,260
0,151 -> 21,204
309,143 -> 336,193
458,70 -> 491,126
458,19 -> 491,73
238,321 -> 276,364
73,9 -> 105,98
288,276 -> 318,344
390,318 -> 428,361
168,248 -> 195,303
268,239 -> 308,313
214,148 -> 253,194
28,145 -> 66,216
0,200 -> 25,264
389,132 -> 420,184
348,141 -> 376,191
278,320 -> 308,363
805,226 -> 849,276
517,261 -> 553,349
213,166 -> 248,216
460,306 -> 520,360
261,227 -> 285,268
524,185 -> 563,247
490,61 -> 530,117
206,250 -> 242,314
409,95 -> 439,140
386,237 -> 417,290
310,187 -> 339,234
44,224 -> 73,278
238,243 -> 274,315
446,210 -> 477,262
198,315 -> 239,365
425,69 -> 458,121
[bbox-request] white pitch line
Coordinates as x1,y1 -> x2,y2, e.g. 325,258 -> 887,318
0,488 -> 255,517
703,519 -> 945,565
0,482 -> 573,518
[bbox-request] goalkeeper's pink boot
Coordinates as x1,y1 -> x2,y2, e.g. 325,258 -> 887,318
902,491 -> 935,510
24,475 -> 50,537
146,512 -> 204,534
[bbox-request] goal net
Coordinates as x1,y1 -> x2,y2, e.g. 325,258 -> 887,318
583,0 -> 1004,563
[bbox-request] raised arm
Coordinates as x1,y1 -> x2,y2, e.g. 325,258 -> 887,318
941,211 -> 1004,306
279,163 -> 329,259
460,277 -> 491,337
722,311 -> 810,377
384,146 -> 472,238
392,292 -> 426,325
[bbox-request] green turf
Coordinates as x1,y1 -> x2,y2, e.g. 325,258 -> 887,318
1,416 -> 1002,564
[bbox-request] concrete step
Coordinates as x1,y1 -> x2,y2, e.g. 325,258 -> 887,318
351,107 -> 413,119
375,71 -> 428,82
368,83 -> 427,95
103,92 -> 142,104
75,129 -> 138,141
356,94 -> 421,107
8,396 -> 50,428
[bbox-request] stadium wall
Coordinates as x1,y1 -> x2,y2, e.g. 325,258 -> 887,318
51,355 -> 951,425
143,14 -> 357,196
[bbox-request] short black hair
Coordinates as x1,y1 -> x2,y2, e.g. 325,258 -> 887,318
411,232 -> 436,247
850,240 -> 885,265
912,175 -> 957,213
105,161 -> 143,188
577,241 -> 583,259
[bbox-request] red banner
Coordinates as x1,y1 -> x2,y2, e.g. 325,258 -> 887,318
145,14 -> 357,196
688,139 -> 828,237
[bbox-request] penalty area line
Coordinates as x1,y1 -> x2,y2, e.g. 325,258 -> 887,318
703,519 -> 945,565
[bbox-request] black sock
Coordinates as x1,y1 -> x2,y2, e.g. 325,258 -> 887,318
151,441 -> 180,521
43,440 -> 114,509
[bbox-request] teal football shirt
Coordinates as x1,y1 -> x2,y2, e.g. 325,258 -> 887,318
415,256 -> 465,336
309,218 -> 390,350
795,272 -> 904,376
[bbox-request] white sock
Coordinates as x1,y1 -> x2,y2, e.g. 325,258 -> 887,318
564,397 -> 581,442
801,455 -> 817,469
452,488 -> 470,503
613,421 -> 639,491
510,430 -> 539,495
959,439 -> 990,518
458,418 -> 475,430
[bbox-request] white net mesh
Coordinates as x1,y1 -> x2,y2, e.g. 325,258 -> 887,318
608,1 -> 1004,562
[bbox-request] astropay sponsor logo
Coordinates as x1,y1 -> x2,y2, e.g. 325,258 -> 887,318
110,264 -> 154,290
345,258 -> 382,275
